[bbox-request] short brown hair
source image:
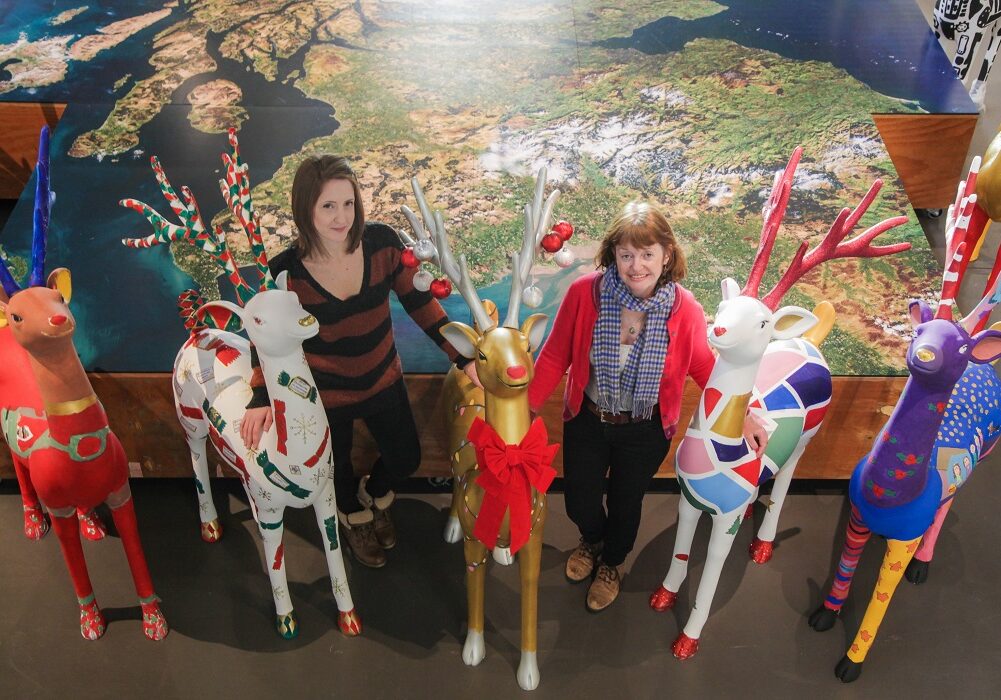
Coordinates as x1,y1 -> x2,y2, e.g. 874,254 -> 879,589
291,155 -> 366,258
596,200 -> 687,284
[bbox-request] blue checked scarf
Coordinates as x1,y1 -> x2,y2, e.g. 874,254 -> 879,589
594,266 -> 674,420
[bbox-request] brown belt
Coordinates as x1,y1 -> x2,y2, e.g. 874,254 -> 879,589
583,396 -> 656,425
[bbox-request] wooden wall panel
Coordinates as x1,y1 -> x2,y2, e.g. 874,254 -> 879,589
0,373 -> 905,482
0,103 -> 66,199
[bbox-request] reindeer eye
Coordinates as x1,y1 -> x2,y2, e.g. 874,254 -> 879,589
11,313 -> 22,323
959,344 -> 968,354
760,320 -> 767,329
478,350 -> 487,362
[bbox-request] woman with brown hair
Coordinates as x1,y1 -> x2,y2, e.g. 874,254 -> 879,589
527,200 -> 766,612
241,155 -> 477,568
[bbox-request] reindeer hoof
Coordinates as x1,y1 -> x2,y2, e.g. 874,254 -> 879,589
462,630 -> 485,666
200,518 -> 223,543
672,632 -> 699,660
517,651 -> 540,690
808,606 -> 838,632
78,509 -> 107,541
141,599 -> 169,641
338,608 -> 362,637
79,599 -> 106,641
23,505 -> 49,540
749,537 -> 773,564
649,586 -> 677,612
277,611 -> 299,639
443,516 -> 463,544
905,558 -> 929,585
835,655 -> 862,683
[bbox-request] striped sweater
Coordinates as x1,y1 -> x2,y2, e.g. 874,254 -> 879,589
247,222 -> 467,419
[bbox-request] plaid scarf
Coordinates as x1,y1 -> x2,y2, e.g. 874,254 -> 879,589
593,266 -> 674,420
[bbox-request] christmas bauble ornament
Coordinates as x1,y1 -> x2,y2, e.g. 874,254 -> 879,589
522,285 -> 543,308
541,232 -> 563,253
552,220 -> 573,241
554,246 -> 574,268
430,277 -> 452,299
414,239 -> 436,261
413,269 -> 433,292
401,247 -> 420,268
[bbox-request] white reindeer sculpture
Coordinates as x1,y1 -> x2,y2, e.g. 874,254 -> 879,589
401,172 -> 559,690
649,147 -> 911,660
121,130 -> 360,640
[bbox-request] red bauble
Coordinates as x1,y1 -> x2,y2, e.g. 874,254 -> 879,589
401,248 -> 420,268
430,278 -> 452,299
541,233 -> 563,253
552,220 -> 574,241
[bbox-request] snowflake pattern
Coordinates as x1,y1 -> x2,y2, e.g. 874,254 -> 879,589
199,501 -> 210,513
257,486 -> 272,502
292,414 -> 318,444
332,577 -> 345,597
272,585 -> 287,600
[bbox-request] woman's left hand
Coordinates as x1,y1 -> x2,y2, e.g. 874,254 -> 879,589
462,361 -> 483,388
743,412 -> 768,458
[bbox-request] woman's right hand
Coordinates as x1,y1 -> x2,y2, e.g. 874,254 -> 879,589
241,406 -> 273,451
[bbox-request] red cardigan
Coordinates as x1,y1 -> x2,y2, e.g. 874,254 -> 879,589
528,271 -> 714,437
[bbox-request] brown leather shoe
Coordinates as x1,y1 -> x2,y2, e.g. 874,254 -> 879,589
358,477 -> 396,550
586,563 -> 621,612
339,509 -> 386,568
566,538 -> 602,583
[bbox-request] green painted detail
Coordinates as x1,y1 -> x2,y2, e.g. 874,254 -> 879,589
2,407 -> 110,462
194,477 -> 205,495
678,477 -> 717,515
257,451 -> 312,499
277,371 -> 291,386
277,371 -> 317,403
306,386 -> 318,404
276,611 -> 298,640
78,593 -> 96,605
323,515 -> 339,550
203,399 -> 226,433
763,416 -> 805,468
259,519 -> 284,530
726,515 -> 741,535
139,594 -> 161,605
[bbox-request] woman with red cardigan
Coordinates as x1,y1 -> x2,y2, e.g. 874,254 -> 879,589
528,201 -> 766,612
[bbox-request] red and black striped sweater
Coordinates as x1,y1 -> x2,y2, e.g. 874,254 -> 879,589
247,222 -> 468,420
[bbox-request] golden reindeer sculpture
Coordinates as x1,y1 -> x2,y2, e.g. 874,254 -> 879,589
402,172 -> 559,691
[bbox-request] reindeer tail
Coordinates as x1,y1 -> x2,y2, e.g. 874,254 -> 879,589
803,301 -> 836,347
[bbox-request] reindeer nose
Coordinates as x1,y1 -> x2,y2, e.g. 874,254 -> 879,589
506,365 -> 527,379
713,326 -> 726,337
916,348 -> 935,362
49,315 -> 68,326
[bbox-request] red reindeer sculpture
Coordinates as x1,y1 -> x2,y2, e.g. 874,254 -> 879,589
0,128 -> 167,641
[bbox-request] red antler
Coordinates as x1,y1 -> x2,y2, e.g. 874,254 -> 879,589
759,178 -> 911,311
741,147 -> 802,298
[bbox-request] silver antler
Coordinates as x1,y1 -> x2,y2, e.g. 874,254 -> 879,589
504,168 -> 560,328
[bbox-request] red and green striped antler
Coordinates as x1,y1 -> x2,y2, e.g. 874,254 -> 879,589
219,128 -> 275,292
120,155 -> 257,306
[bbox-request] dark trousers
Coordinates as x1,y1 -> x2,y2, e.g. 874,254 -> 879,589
562,405 -> 671,567
329,384 -> 421,514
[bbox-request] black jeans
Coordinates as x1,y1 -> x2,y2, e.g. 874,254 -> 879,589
562,405 -> 671,567
329,383 -> 421,514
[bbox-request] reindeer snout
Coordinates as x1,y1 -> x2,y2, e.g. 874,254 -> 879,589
506,365 -> 527,379
713,326 -> 726,337
49,315 -> 68,326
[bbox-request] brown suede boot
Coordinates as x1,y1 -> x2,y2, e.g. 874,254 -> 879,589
338,509 -> 386,568
565,538 -> 602,583
358,476 -> 396,550
586,563 -> 622,612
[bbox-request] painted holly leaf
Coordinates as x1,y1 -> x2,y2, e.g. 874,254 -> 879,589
726,516 -> 741,535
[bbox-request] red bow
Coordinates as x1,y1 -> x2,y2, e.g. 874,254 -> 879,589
468,417 -> 559,554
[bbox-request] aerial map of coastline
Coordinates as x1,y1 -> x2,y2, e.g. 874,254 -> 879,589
0,0 -> 971,374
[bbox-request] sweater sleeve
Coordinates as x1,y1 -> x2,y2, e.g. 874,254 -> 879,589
528,277 -> 586,412
684,298 -> 715,391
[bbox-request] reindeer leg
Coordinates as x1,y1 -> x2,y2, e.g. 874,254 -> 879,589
462,536 -> 489,667
650,492 -> 702,612
187,435 -> 222,542
835,536 -> 920,683
751,440 -> 807,564
256,506 -> 297,639
809,504 -> 871,633
313,479 -> 360,636
12,457 -> 48,540
444,449 -> 470,544
906,498 -> 954,585
516,505 -> 546,691
49,507 -> 104,639
106,482 -> 168,641
672,508 -> 744,660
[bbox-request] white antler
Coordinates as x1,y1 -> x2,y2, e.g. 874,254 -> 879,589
504,168 -> 560,328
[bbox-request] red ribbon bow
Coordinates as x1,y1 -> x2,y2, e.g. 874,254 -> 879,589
468,416 -> 559,554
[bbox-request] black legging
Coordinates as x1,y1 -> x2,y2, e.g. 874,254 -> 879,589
328,382 -> 421,514
562,405 -> 670,566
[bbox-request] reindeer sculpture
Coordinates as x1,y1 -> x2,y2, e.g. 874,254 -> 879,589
402,172 -> 559,691
0,127 -> 167,640
808,154 -> 1001,683
121,129 -> 360,640
648,147 -> 912,660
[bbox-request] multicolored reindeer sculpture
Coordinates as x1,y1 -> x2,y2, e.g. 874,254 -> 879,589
403,172 -> 559,691
121,129 -> 360,640
809,153 -> 1001,683
0,127 -> 167,641
649,147 -> 911,660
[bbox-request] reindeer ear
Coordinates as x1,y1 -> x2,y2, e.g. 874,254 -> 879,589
770,305 -> 818,340
198,300 -> 245,332
909,299 -> 932,326
275,270 -> 289,291
721,278 -> 740,301
47,268 -> 72,303
0,300 -> 8,329
442,321 -> 479,359
969,329 -> 1001,364
521,313 -> 548,352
